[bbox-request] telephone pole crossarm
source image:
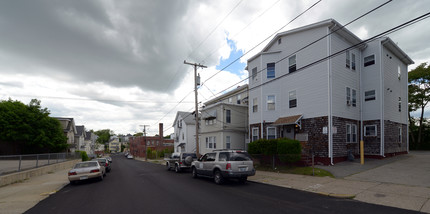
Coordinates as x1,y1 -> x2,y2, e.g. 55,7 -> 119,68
184,60 -> 207,157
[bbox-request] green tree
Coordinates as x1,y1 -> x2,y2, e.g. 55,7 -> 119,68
133,132 -> 143,137
94,129 -> 113,144
0,99 -> 68,154
408,62 -> 430,148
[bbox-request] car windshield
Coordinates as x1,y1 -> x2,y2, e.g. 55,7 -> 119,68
221,152 -> 252,161
75,162 -> 98,168
183,153 -> 197,158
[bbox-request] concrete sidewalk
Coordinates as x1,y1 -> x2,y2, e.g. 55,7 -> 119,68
0,168 -> 71,214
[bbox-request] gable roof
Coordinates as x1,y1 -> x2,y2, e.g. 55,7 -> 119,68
52,117 -> 77,134
248,19 -> 363,63
381,37 -> 414,65
172,111 -> 195,127
204,84 -> 248,106
75,125 -> 86,137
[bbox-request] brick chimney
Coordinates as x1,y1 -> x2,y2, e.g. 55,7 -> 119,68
159,123 -> 163,138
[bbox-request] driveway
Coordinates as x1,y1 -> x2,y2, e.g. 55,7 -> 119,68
318,151 -> 430,187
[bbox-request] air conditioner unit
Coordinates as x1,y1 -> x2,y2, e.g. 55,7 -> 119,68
346,100 -> 351,106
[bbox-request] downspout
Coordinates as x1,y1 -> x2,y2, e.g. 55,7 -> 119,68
359,48 -> 364,152
260,55 -> 264,139
379,40 -> 385,157
327,26 -> 334,165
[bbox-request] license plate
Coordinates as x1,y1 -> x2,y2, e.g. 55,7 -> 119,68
80,176 -> 88,180
239,167 -> 246,172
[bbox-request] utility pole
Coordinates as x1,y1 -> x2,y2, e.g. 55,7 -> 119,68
184,60 -> 207,157
140,125 -> 150,161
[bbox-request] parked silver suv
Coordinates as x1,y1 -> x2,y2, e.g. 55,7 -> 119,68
191,150 -> 255,184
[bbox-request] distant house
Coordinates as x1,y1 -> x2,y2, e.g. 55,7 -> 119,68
246,19 -> 413,165
75,125 -> 87,154
199,85 -> 249,155
84,131 -> 98,155
172,111 -> 196,153
109,138 -> 121,153
53,117 -> 77,152
129,123 -> 174,158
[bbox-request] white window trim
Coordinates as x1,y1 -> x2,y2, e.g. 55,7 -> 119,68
267,127 -> 277,139
226,136 -> 231,149
252,127 -> 259,141
365,90 -> 376,102
346,124 -> 357,143
399,127 -> 402,143
267,95 -> 276,111
364,125 -> 377,136
289,90 -> 297,108
252,98 -> 258,113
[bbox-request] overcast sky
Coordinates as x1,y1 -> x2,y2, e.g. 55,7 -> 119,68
0,0 -> 429,136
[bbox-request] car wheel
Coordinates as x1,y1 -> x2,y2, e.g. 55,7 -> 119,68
192,167 -> 198,178
166,163 -> 170,171
175,164 -> 180,173
238,177 -> 247,184
214,170 -> 224,184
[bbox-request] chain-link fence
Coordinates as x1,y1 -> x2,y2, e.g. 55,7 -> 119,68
0,152 -> 80,176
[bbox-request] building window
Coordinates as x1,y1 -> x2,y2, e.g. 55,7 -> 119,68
289,55 -> 296,73
267,63 -> 275,78
364,55 -> 375,67
352,89 -> 357,107
237,94 -> 241,104
226,136 -> 231,149
253,98 -> 258,113
228,97 -> 232,103
206,136 -> 216,149
289,90 -> 297,108
398,97 -> 401,112
346,124 -> 357,143
267,95 -> 275,110
267,127 -> 277,139
398,127 -> 402,143
346,87 -> 351,105
252,127 -> 259,142
365,90 -> 376,101
351,53 -> 356,70
252,67 -> 258,82
182,133 -> 184,140
365,125 -> 377,136
278,38 -> 282,45
398,66 -> 401,80
226,109 -> 231,123
346,50 -> 350,69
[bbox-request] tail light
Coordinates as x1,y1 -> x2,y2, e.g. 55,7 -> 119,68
226,163 -> 231,170
105,163 -> 108,167
68,171 -> 77,176
179,162 -> 182,165
90,169 -> 100,173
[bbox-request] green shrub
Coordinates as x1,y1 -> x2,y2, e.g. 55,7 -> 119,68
277,138 -> 301,163
78,151 -> 89,161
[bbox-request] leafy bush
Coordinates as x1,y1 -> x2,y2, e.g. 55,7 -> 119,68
78,151 -> 89,161
277,138 -> 301,163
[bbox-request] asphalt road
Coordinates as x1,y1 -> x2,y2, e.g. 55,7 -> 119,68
25,154 -> 418,214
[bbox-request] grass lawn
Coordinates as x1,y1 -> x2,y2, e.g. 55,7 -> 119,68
255,165 -> 334,178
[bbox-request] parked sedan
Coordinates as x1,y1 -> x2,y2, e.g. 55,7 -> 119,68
127,155 -> 134,159
68,161 -> 105,184
96,158 -> 111,172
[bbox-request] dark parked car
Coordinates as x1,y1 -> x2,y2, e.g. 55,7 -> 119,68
96,158 -> 111,172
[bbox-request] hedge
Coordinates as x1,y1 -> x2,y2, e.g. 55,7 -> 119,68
248,138 -> 301,163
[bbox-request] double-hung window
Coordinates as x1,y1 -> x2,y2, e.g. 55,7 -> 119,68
289,90 -> 297,108
365,125 -> 377,136
398,127 -> 402,143
267,63 -> 275,78
351,53 -> 356,70
346,50 -> 350,68
252,67 -> 257,81
237,94 -> 241,104
226,136 -> 231,149
226,109 -> 231,123
252,128 -> 259,142
352,89 -> 356,107
364,55 -> 375,67
267,95 -> 275,110
365,90 -> 376,101
346,124 -> 357,143
289,55 -> 296,73
252,98 -> 258,113
267,127 -> 277,140
398,97 -> 401,112
206,136 -> 216,149
346,87 -> 356,106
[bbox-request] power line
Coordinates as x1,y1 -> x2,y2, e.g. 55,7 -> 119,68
200,0 -> 323,87
200,0 -> 394,102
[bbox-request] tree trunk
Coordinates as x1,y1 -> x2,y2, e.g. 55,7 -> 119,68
418,105 -> 425,145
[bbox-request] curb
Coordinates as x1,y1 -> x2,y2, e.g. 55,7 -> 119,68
316,192 -> 356,199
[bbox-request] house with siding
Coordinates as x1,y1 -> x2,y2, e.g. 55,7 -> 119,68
84,131 -> 98,155
53,117 -> 77,153
199,84 -> 249,155
172,111 -> 196,153
75,125 -> 86,153
246,19 -> 413,165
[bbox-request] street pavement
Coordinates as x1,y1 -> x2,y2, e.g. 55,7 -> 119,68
0,151 -> 429,213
